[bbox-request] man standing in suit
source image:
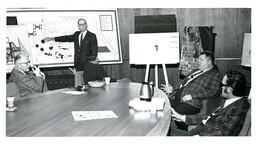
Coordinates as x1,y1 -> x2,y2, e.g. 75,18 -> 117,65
161,51 -> 221,130
9,52 -> 48,97
169,70 -> 249,136
43,18 -> 98,86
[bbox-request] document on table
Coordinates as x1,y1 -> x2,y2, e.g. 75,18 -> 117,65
71,111 -> 118,121
129,97 -> 165,111
62,91 -> 85,95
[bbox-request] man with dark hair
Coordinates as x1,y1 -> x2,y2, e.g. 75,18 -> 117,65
43,18 -> 98,86
9,53 -> 48,97
170,70 -> 249,136
161,51 -> 221,130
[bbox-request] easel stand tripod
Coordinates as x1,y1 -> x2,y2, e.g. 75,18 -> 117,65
144,64 -> 169,89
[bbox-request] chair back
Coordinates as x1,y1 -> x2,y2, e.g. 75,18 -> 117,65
6,82 -> 20,98
238,98 -> 251,136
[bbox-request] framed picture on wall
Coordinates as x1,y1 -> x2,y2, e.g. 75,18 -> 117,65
99,15 -> 113,31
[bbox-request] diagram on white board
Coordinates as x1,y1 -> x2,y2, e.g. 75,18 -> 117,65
7,9 -> 122,67
23,22 -> 73,66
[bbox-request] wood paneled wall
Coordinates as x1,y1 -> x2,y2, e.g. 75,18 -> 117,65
102,8 -> 251,87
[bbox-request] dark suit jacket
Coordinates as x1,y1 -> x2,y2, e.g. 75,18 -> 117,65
175,66 -> 221,109
185,95 -> 223,125
54,31 -> 98,71
9,68 -> 48,97
190,97 -> 249,136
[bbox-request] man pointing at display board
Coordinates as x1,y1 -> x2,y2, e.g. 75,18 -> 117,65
42,18 -> 99,86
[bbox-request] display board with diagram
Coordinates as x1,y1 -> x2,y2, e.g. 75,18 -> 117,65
6,9 -> 122,69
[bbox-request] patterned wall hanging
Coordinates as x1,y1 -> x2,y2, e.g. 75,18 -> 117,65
179,26 -> 215,78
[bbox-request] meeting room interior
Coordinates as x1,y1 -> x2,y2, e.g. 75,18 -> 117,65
6,8 -> 251,137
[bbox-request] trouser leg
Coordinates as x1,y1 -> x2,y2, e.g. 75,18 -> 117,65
169,96 -> 200,131
75,71 -> 84,87
174,103 -> 200,131
167,121 -> 193,136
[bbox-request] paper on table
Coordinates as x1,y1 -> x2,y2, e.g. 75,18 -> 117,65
129,98 -> 165,111
62,91 -> 85,95
71,111 -> 118,121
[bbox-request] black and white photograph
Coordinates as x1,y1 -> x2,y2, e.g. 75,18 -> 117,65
1,0 -> 255,146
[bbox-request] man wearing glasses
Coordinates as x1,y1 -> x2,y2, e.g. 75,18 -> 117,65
42,18 -> 98,86
169,70 -> 250,136
9,53 -> 48,97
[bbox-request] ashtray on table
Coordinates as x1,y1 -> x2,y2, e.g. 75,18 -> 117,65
88,81 -> 105,88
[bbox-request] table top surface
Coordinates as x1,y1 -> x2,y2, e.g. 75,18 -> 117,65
6,82 -> 171,136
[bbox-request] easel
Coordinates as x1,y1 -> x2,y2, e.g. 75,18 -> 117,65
144,64 -> 169,89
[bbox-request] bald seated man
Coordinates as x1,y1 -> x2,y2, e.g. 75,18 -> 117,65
9,53 -> 48,97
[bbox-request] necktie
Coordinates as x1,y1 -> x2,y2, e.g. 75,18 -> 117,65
80,32 -> 83,47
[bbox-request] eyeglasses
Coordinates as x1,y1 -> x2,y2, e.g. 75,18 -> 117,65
221,83 -> 230,87
78,23 -> 86,26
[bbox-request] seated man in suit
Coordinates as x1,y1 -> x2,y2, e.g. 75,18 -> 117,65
9,53 -> 48,97
161,51 -> 222,130
169,70 -> 249,136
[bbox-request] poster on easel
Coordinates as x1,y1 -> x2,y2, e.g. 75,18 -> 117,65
129,32 -> 179,65
129,32 -> 179,87
241,33 -> 251,67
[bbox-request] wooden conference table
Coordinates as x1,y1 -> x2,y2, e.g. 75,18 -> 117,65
6,82 -> 171,136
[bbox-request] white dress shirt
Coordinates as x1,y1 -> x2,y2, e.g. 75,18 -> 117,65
202,97 -> 242,125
